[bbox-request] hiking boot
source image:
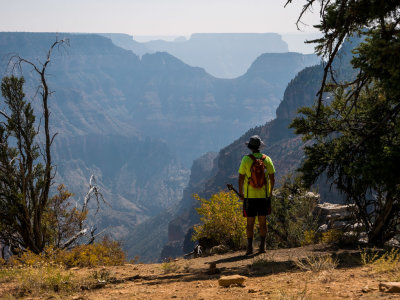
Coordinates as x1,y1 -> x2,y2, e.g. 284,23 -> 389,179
245,246 -> 253,255
258,236 -> 266,253
245,238 -> 253,255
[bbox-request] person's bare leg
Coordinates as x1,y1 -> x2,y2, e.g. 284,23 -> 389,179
246,217 -> 255,255
258,215 -> 267,253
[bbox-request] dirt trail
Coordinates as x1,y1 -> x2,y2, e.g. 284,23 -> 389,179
2,244 -> 400,299
75,245 -> 398,299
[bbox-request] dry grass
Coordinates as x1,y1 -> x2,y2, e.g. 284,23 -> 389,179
161,259 -> 180,274
361,248 -> 400,280
0,263 -> 120,298
0,238 -> 126,298
275,283 -> 310,300
294,254 -> 338,272
250,252 -> 277,269
8,238 -> 125,268
1,263 -> 78,297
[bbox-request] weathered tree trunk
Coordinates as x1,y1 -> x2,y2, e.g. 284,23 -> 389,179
368,194 -> 395,245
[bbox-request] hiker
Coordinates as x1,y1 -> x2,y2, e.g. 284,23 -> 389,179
238,135 -> 275,255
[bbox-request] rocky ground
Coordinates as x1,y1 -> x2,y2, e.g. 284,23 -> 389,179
1,244 -> 400,299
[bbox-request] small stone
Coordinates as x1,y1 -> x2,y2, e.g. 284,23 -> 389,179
362,286 -> 371,293
379,282 -> 400,293
248,289 -> 257,293
317,224 -> 328,232
218,275 -> 247,287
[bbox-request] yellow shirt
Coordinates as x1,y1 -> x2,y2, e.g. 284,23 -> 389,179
238,153 -> 275,198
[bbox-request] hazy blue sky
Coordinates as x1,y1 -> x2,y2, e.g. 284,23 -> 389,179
0,0 -> 321,36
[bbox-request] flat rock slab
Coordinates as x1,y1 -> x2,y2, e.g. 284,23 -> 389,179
218,275 -> 247,287
379,282 -> 400,293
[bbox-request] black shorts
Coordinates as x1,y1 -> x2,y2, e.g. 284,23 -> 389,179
243,198 -> 271,217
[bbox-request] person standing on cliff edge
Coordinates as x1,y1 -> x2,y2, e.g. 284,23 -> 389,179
238,135 -> 275,255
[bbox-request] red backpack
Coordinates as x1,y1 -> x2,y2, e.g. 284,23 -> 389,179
248,154 -> 267,189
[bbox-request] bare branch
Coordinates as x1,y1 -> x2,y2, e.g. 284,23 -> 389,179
0,110 -> 10,120
82,175 -> 110,215
61,228 -> 88,249
50,132 -> 58,146
86,227 -> 107,245
316,32 -> 347,115
9,156 -> 20,166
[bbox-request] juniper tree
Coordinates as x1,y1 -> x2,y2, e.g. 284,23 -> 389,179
0,75 -> 51,253
287,0 -> 400,244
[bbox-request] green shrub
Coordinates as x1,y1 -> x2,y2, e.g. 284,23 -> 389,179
320,229 -> 343,244
266,176 -> 319,249
193,191 -> 246,249
301,230 -> 319,246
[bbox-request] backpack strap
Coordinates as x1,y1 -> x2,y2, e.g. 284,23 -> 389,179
246,155 -> 255,199
261,154 -> 268,195
247,154 -> 266,161
248,154 -> 256,161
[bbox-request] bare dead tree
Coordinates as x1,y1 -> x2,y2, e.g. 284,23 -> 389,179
59,175 -> 110,250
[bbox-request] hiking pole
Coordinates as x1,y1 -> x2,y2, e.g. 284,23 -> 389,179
226,184 -> 241,198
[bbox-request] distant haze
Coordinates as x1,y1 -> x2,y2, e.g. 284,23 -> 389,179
132,32 -> 322,55
103,32 -> 321,78
281,32 -> 323,54
0,0 -> 321,36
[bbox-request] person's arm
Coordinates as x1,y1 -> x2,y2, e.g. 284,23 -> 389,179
268,173 -> 275,197
238,173 -> 245,201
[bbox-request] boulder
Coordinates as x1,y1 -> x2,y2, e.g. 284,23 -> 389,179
210,244 -> 229,255
379,282 -> 400,293
314,203 -> 355,217
313,202 -> 366,243
218,275 -> 247,287
331,220 -> 349,229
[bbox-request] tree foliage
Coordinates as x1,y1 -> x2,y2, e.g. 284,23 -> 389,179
287,0 -> 400,244
286,0 -> 400,112
0,75 -> 51,253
